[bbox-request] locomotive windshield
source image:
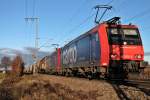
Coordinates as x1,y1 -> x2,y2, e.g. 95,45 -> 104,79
107,28 -> 142,45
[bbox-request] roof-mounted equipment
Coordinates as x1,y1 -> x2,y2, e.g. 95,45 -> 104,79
94,5 -> 112,24
105,17 -> 121,24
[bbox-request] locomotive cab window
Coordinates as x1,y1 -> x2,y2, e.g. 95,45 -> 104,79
107,28 -> 122,44
123,29 -> 138,39
107,28 -> 142,45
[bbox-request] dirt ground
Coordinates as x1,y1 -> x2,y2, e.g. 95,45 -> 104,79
0,74 -> 149,100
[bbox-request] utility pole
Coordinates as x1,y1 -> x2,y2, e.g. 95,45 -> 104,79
25,17 -> 39,74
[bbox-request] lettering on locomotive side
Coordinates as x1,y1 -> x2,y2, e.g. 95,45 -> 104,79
62,46 -> 77,64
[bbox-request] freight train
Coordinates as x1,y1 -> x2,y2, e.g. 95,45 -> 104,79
27,17 -> 146,79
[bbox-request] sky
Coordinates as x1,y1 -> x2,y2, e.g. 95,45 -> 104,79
0,0 -> 150,62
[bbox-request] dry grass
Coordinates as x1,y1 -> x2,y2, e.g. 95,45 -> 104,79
0,73 -> 6,79
140,66 -> 150,80
142,67 -> 150,79
0,74 -> 149,100
0,75 -> 118,100
0,73 -> 6,84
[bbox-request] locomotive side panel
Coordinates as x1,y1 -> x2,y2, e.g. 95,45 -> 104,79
76,36 -> 90,67
90,32 -> 100,66
61,31 -> 100,68
61,35 -> 90,68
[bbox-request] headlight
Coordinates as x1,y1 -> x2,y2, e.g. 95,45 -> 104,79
135,54 -> 142,59
111,54 -> 117,59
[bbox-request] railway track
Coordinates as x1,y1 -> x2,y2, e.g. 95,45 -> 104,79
100,78 -> 150,99
125,80 -> 150,87
122,79 -> 150,96
57,74 -> 150,96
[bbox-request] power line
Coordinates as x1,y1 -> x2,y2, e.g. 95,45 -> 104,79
68,0 -> 89,23
57,0 -> 98,46
107,0 -> 115,5
25,0 -> 33,47
105,0 -> 130,20
68,11 -> 95,34
62,0 -> 94,35
60,3 -> 113,44
25,0 -> 37,17
57,9 -> 95,44
32,0 -> 36,17
39,39 -> 53,49
25,0 -> 28,17
55,0 -> 90,45
58,0 -> 114,45
106,0 -> 119,19
125,8 -> 150,23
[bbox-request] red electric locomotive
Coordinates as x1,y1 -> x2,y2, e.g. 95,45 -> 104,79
49,17 -> 145,79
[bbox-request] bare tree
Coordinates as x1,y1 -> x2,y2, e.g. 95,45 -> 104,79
11,55 -> 24,76
1,56 -> 11,72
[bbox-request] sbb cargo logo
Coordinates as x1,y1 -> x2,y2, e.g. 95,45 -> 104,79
62,46 -> 77,64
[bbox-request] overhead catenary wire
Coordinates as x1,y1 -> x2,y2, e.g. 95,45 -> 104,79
57,0 -> 115,45
67,0 -> 115,31
25,0 -> 36,17
39,39 -> 53,49
54,0 -> 90,46
103,0 -> 126,20
57,9 -> 95,44
125,7 -> 150,23
68,0 -> 89,24
68,12 -> 95,38
25,0 -> 28,17
112,0 -> 128,14
107,0 -> 115,5
106,0 -> 138,21
32,0 -> 36,17
68,11 -> 95,34
59,0 -> 115,45
25,0 -> 32,47
58,0 -> 90,38
65,0 -> 115,35
25,0 -> 37,18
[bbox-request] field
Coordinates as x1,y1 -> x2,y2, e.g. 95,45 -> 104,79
0,73 -> 6,83
144,66 -> 150,76
0,74 -> 149,100
140,66 -> 150,80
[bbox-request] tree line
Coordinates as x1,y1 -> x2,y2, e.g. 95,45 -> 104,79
0,55 -> 24,76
